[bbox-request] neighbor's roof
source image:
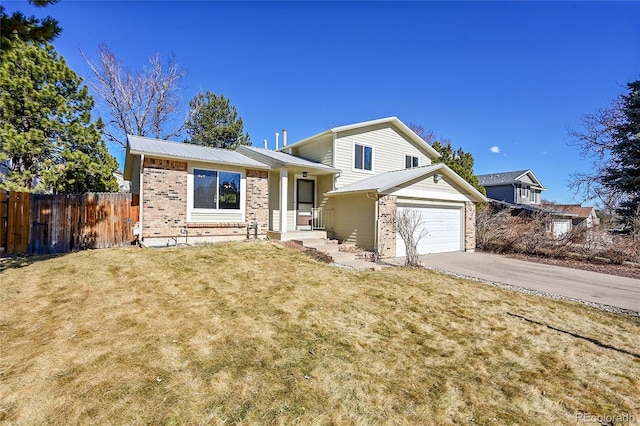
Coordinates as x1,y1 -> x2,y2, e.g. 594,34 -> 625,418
550,204 -> 596,218
281,117 -> 441,159
126,135 -> 269,169
327,163 -> 487,202
237,146 -> 340,172
477,169 -> 545,188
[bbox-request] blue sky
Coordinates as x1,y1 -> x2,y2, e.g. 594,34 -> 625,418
5,1 -> 640,203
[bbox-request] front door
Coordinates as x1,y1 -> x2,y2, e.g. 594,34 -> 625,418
296,179 -> 314,230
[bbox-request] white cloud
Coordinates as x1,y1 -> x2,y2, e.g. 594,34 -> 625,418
489,146 -> 500,154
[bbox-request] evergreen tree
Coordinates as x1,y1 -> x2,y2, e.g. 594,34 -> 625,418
184,91 -> 250,149
0,0 -> 61,50
602,80 -> 640,229
432,141 -> 487,196
0,40 -> 118,193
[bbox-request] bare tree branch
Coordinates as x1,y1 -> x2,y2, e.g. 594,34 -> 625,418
396,208 -> 428,266
80,44 -> 186,148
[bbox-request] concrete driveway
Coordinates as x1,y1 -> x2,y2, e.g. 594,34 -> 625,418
390,251 -> 640,312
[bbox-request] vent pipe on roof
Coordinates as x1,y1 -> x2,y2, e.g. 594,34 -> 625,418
275,132 -> 279,150
263,139 -> 267,149
282,129 -> 287,147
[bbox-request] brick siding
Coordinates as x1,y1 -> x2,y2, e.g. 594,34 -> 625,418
141,158 -> 269,241
465,201 -> 476,251
142,158 -> 188,238
377,194 -> 397,258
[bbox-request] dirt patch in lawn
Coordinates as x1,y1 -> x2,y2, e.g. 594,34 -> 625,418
1,241 -> 639,424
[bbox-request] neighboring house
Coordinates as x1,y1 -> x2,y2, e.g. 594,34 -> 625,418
478,170 -> 577,237
477,169 -> 545,205
124,117 -> 487,256
546,204 -> 600,229
113,170 -> 130,193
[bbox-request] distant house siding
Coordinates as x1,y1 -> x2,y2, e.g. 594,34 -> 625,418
334,125 -> 434,188
518,174 -> 535,185
485,185 -> 515,203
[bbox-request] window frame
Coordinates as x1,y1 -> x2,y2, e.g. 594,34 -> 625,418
405,154 -> 419,169
187,165 -> 245,222
353,142 -> 374,173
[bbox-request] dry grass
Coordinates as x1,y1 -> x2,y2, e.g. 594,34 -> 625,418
1,241 -> 639,425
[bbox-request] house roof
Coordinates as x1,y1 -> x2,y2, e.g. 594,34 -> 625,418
124,136 -> 269,178
236,146 -> 339,172
281,117 -> 442,159
549,204 -> 596,218
477,169 -> 545,189
327,163 -> 487,202
489,199 -> 578,217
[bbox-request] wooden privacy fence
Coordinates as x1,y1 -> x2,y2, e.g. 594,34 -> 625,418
0,191 -> 139,255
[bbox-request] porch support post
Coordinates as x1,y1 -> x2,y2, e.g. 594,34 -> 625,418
280,167 -> 288,233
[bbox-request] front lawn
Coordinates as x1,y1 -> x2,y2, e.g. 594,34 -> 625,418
1,242 -> 638,424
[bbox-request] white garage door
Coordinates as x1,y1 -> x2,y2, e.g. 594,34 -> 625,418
553,219 -> 570,238
396,205 -> 463,257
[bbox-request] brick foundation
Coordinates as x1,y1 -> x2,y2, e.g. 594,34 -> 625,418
377,195 -> 397,258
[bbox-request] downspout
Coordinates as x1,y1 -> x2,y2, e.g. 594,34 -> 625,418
366,191 -> 379,257
139,154 -> 144,243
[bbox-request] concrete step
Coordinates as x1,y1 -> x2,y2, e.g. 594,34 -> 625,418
339,259 -> 388,271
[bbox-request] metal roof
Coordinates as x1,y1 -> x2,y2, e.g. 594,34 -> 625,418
477,170 -> 544,187
237,146 -> 339,172
127,135 -> 269,169
327,165 -> 441,194
327,163 -> 487,202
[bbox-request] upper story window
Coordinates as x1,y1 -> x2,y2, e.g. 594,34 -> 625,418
354,143 -> 373,171
193,169 -> 241,210
405,155 -> 419,169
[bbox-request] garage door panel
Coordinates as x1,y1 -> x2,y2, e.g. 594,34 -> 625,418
396,205 -> 462,256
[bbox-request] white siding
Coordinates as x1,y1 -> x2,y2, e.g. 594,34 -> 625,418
268,170 -> 304,232
291,133 -> 334,167
269,170 -> 280,231
386,174 -> 475,202
316,174 -> 335,231
334,125 -> 434,187
518,174 -> 535,185
333,193 -> 376,250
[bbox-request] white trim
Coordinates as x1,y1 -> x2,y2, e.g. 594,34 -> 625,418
388,187 -> 475,202
187,165 -> 246,223
352,141 -> 375,174
139,154 -> 144,240
279,167 -> 288,233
